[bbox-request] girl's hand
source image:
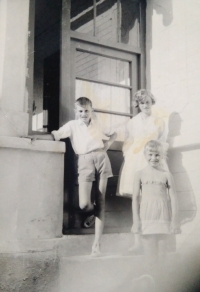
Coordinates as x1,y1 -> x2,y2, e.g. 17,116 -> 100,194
170,222 -> 181,234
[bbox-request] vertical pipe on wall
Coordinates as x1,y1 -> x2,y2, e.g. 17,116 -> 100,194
139,0 -> 146,89
117,0 -> 121,43
60,0 -> 73,124
93,0 -> 96,37
27,0 -> 35,134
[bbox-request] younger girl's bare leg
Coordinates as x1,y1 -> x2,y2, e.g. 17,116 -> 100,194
142,235 -> 158,270
157,235 -> 168,272
156,235 -> 169,291
92,178 -> 107,256
158,235 -> 167,259
132,235 -> 157,292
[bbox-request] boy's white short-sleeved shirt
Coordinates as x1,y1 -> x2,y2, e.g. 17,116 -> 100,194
53,119 -> 112,155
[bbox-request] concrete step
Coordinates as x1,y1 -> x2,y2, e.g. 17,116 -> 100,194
58,233 -> 133,257
59,253 -> 146,292
58,251 -> 182,292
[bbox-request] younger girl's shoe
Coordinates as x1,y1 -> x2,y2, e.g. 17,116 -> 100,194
91,243 -> 101,257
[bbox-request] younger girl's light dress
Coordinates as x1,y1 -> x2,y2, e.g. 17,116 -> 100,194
139,179 -> 171,234
118,112 -> 168,197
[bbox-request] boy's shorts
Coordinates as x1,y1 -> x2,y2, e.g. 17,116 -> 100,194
78,150 -> 113,182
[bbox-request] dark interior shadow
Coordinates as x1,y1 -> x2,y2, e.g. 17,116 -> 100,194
167,112 -> 197,250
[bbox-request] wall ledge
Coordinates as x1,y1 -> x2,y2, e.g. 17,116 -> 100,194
168,136 -> 200,151
0,136 -> 65,153
110,135 -> 200,152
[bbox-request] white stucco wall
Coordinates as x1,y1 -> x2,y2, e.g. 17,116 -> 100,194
0,0 -> 30,136
146,0 -> 200,250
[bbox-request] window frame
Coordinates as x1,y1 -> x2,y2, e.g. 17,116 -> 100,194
60,0 -> 146,126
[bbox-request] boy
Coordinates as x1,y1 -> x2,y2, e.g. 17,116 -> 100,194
52,97 -> 117,256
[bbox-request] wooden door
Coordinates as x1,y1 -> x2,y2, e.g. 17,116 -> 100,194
63,40 -> 139,234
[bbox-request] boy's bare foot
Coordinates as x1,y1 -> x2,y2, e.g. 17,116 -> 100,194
91,243 -> 101,257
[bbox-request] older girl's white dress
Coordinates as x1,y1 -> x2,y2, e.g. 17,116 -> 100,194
118,112 -> 168,197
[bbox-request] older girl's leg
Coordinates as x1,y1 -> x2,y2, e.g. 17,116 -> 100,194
129,197 -> 143,253
91,178 -> 107,256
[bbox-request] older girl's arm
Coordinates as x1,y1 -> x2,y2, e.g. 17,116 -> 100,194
122,120 -> 134,155
103,132 -> 117,151
132,171 -> 141,233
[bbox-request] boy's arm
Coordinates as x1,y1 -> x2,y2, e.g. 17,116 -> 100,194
21,123 -> 71,141
167,172 -> 180,233
103,132 -> 117,151
132,172 -> 141,233
21,134 -> 54,141
51,123 -> 71,141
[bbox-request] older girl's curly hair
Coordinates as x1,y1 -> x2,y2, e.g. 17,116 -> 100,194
132,89 -> 156,108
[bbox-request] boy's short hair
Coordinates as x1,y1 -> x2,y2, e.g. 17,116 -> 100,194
75,97 -> 92,107
132,89 -> 156,108
144,140 -> 163,154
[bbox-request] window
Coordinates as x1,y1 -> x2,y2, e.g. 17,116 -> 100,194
71,0 -> 140,46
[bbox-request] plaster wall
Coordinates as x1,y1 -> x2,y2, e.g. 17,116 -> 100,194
0,0 -> 30,136
0,137 -> 65,240
146,0 -> 200,250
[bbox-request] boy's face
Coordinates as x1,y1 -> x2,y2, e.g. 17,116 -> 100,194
75,104 -> 93,125
139,96 -> 152,115
144,149 -> 161,168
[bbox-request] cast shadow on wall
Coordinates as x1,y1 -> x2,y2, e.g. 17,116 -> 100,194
168,112 -> 197,229
146,0 -> 173,90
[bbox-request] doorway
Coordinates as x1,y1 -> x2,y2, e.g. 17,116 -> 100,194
63,39 -> 139,234
43,51 -> 60,133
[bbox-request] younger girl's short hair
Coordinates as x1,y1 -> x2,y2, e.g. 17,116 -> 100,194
144,140 -> 163,155
132,89 -> 156,108
75,97 -> 92,107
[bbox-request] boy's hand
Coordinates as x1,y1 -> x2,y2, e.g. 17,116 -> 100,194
21,135 -> 37,142
103,141 -> 109,151
51,131 -> 60,141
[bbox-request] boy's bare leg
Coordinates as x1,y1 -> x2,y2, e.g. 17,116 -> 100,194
79,181 -> 93,211
92,178 -> 107,252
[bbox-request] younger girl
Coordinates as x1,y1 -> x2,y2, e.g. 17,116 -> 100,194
132,140 -> 180,263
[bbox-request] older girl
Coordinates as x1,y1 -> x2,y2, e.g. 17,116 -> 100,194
118,89 -> 168,252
